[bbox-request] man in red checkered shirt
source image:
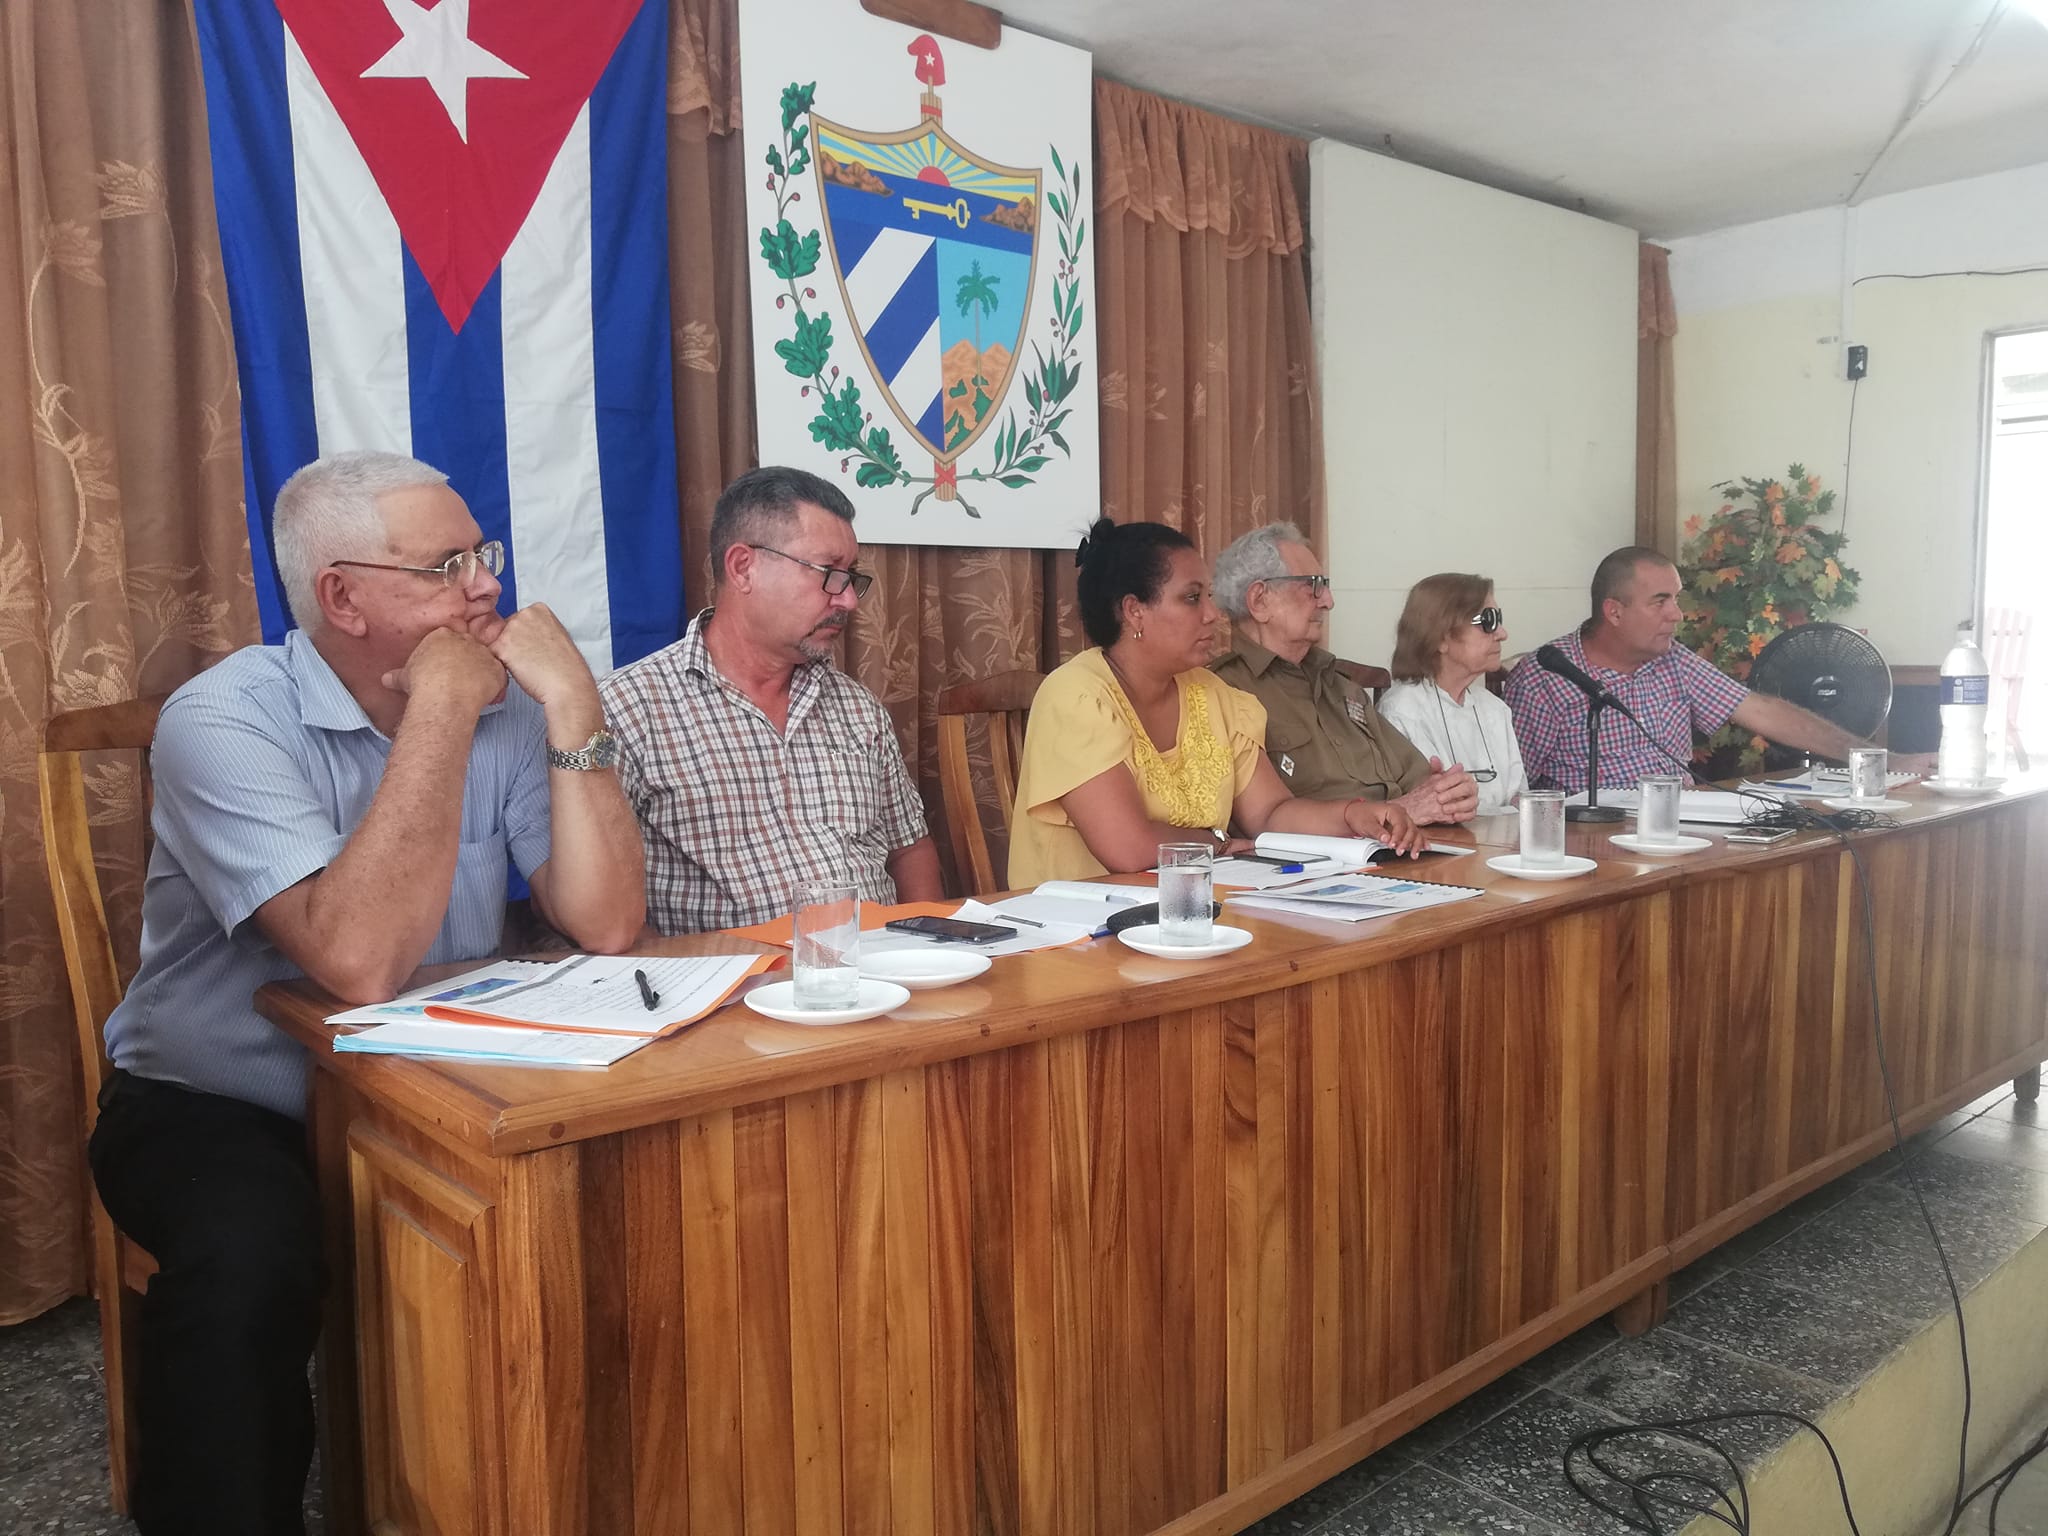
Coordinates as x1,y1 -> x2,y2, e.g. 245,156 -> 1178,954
1505,546 -> 1888,793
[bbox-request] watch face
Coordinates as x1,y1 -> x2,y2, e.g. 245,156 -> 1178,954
588,730 -> 618,767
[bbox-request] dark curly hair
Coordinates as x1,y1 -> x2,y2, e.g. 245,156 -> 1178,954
1074,516 -> 1195,649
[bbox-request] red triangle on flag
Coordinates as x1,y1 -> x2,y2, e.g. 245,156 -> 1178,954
278,0 -> 647,333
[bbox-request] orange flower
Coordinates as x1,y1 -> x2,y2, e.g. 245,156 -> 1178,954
1718,503 -> 1734,516
1750,734 -> 1769,754
1748,632 -> 1767,656
1770,506 -> 1787,529
1683,513 -> 1703,539
1824,557 -> 1841,580
1718,567 -> 1742,586
1764,482 -> 1784,503
1804,474 -> 1820,492
1776,541 -> 1802,564
1760,601 -> 1779,623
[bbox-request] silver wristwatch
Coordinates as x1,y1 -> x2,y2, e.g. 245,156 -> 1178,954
546,727 -> 618,772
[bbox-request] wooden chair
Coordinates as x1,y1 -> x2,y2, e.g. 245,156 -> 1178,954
935,670 -> 1043,895
38,694 -> 167,1516
1332,658 -> 1392,699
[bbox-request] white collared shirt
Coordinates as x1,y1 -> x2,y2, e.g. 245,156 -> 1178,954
1379,678 -> 1527,815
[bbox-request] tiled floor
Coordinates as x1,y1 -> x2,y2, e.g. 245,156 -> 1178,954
1,1091 -> 2043,1535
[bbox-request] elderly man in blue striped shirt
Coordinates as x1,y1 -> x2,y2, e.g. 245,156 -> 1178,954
88,450 -> 644,1536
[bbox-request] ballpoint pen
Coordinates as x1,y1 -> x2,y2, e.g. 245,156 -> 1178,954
1001,913 -> 1046,928
633,968 -> 661,1010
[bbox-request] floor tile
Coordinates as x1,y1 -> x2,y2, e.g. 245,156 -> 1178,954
1889,1146 -> 2048,1227
1245,1447 -> 1412,1534
1980,1091 -> 2043,1129
1548,1328 -> 1833,1472
1924,1115 -> 2048,1177
1664,1266 -> 1918,1389
1387,1369 -> 1543,1461
1745,1181 -> 2042,1324
1513,1320 -> 1620,1388
1427,1388 -> 1657,1536
0,1443 -> 132,1535
1322,1464 -> 1569,1534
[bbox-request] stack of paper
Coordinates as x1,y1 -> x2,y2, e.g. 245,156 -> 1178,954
1227,873 -> 1484,924
329,952 -> 774,1066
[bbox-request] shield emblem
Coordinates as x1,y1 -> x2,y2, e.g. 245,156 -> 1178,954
811,115 -> 1041,464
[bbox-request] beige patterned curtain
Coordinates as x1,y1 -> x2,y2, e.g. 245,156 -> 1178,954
1637,241 -> 1679,556
668,55 -> 1328,888
0,3 -> 258,1323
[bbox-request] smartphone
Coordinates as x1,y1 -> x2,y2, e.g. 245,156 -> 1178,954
883,915 -> 1018,944
1725,826 -> 1796,845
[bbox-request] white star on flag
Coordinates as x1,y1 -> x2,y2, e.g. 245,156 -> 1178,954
362,0 -> 525,144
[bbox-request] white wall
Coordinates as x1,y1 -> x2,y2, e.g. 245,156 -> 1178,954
1309,139 -> 1640,667
1667,161 -> 2048,666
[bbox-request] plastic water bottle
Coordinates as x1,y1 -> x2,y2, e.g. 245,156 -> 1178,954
1938,620 -> 1990,785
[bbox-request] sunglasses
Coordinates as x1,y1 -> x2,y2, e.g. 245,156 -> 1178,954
1471,606 -> 1505,634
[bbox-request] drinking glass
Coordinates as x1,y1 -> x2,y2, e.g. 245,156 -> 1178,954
1848,746 -> 1889,802
1637,775 -> 1683,846
1156,843 -> 1215,946
1519,790 -> 1566,868
792,882 -> 861,1008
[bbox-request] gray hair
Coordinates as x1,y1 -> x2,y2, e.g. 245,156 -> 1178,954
273,450 -> 450,629
1212,522 -> 1311,619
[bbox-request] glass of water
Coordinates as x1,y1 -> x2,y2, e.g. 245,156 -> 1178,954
1156,842 -> 1215,946
1637,775 -> 1683,846
1519,790 -> 1567,868
792,881 -> 861,1008
1848,746 -> 1889,802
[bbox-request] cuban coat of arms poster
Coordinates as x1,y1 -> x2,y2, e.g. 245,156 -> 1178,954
739,2 -> 1098,548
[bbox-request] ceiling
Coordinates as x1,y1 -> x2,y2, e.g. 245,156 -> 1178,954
995,0 -> 2048,238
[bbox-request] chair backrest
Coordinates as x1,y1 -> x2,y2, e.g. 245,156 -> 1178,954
1984,607 -> 2031,682
38,696 -> 166,1133
934,670 -> 1044,896
1332,658 -> 1392,699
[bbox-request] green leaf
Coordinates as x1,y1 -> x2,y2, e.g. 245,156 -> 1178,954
772,309 -> 833,378
1025,375 -> 1042,412
780,82 -> 816,134
999,474 -> 1032,488
1015,455 -> 1049,473
1048,429 -> 1071,456
854,461 -> 898,488
1051,143 -> 1066,181
759,219 -> 818,280
767,146 -> 786,178
865,426 -> 903,476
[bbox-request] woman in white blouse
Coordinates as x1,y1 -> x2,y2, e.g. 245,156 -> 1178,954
1378,574 -> 1528,816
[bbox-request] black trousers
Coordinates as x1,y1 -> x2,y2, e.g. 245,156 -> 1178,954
89,1070 -> 324,1536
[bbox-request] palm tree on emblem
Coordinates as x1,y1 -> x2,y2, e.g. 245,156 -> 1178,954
955,260 -> 1000,355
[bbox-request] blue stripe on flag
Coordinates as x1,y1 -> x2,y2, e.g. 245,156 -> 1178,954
402,261 -> 518,613
917,391 -> 945,447
822,189 -> 887,271
864,242 -> 939,382
588,0 -> 684,669
193,0 -> 319,642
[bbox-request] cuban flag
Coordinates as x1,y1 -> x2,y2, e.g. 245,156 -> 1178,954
194,0 -> 683,674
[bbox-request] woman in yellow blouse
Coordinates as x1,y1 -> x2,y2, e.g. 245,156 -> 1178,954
1008,518 -> 1425,886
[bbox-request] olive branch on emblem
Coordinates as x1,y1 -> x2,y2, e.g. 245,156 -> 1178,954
756,82 -> 1085,518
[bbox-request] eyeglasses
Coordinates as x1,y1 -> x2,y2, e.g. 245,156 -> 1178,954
1471,606 -> 1505,634
330,539 -> 505,587
1263,573 -> 1332,597
749,544 -> 873,598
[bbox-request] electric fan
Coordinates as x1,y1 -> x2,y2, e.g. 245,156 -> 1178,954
1747,622 -> 1892,771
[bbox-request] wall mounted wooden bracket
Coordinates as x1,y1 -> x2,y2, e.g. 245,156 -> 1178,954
860,0 -> 1004,51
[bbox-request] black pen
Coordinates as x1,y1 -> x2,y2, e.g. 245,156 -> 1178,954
633,968 -> 661,1010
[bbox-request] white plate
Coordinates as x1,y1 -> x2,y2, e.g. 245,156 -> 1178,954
856,949 -> 993,989
1115,923 -> 1255,959
743,978 -> 911,1025
1485,853 -> 1598,881
1921,777 -> 2006,798
1821,796 -> 1911,812
1609,833 -> 1714,856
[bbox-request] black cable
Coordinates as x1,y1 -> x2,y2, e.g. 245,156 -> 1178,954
1852,265 -> 2048,285
1840,374 -> 1861,539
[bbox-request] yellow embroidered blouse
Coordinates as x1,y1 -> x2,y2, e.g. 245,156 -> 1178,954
1007,648 -> 1269,886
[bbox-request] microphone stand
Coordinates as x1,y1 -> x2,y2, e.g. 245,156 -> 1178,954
1567,695 -> 1626,823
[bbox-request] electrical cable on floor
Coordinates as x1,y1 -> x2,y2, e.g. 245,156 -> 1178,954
1556,788 -> 2048,1533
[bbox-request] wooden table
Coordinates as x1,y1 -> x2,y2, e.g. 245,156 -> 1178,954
261,783 -> 2048,1536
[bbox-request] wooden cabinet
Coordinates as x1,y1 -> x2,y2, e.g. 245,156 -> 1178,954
346,1128 -> 504,1536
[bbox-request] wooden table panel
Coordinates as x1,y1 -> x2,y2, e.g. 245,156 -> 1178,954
266,785 -> 2048,1536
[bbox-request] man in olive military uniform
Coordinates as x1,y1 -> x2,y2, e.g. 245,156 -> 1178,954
1210,524 -> 1479,824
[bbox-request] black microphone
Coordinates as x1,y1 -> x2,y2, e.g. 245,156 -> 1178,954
1535,643 -> 1622,709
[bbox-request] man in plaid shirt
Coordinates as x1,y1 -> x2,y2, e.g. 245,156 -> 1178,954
601,467 -> 944,933
1505,546 -> 1884,793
